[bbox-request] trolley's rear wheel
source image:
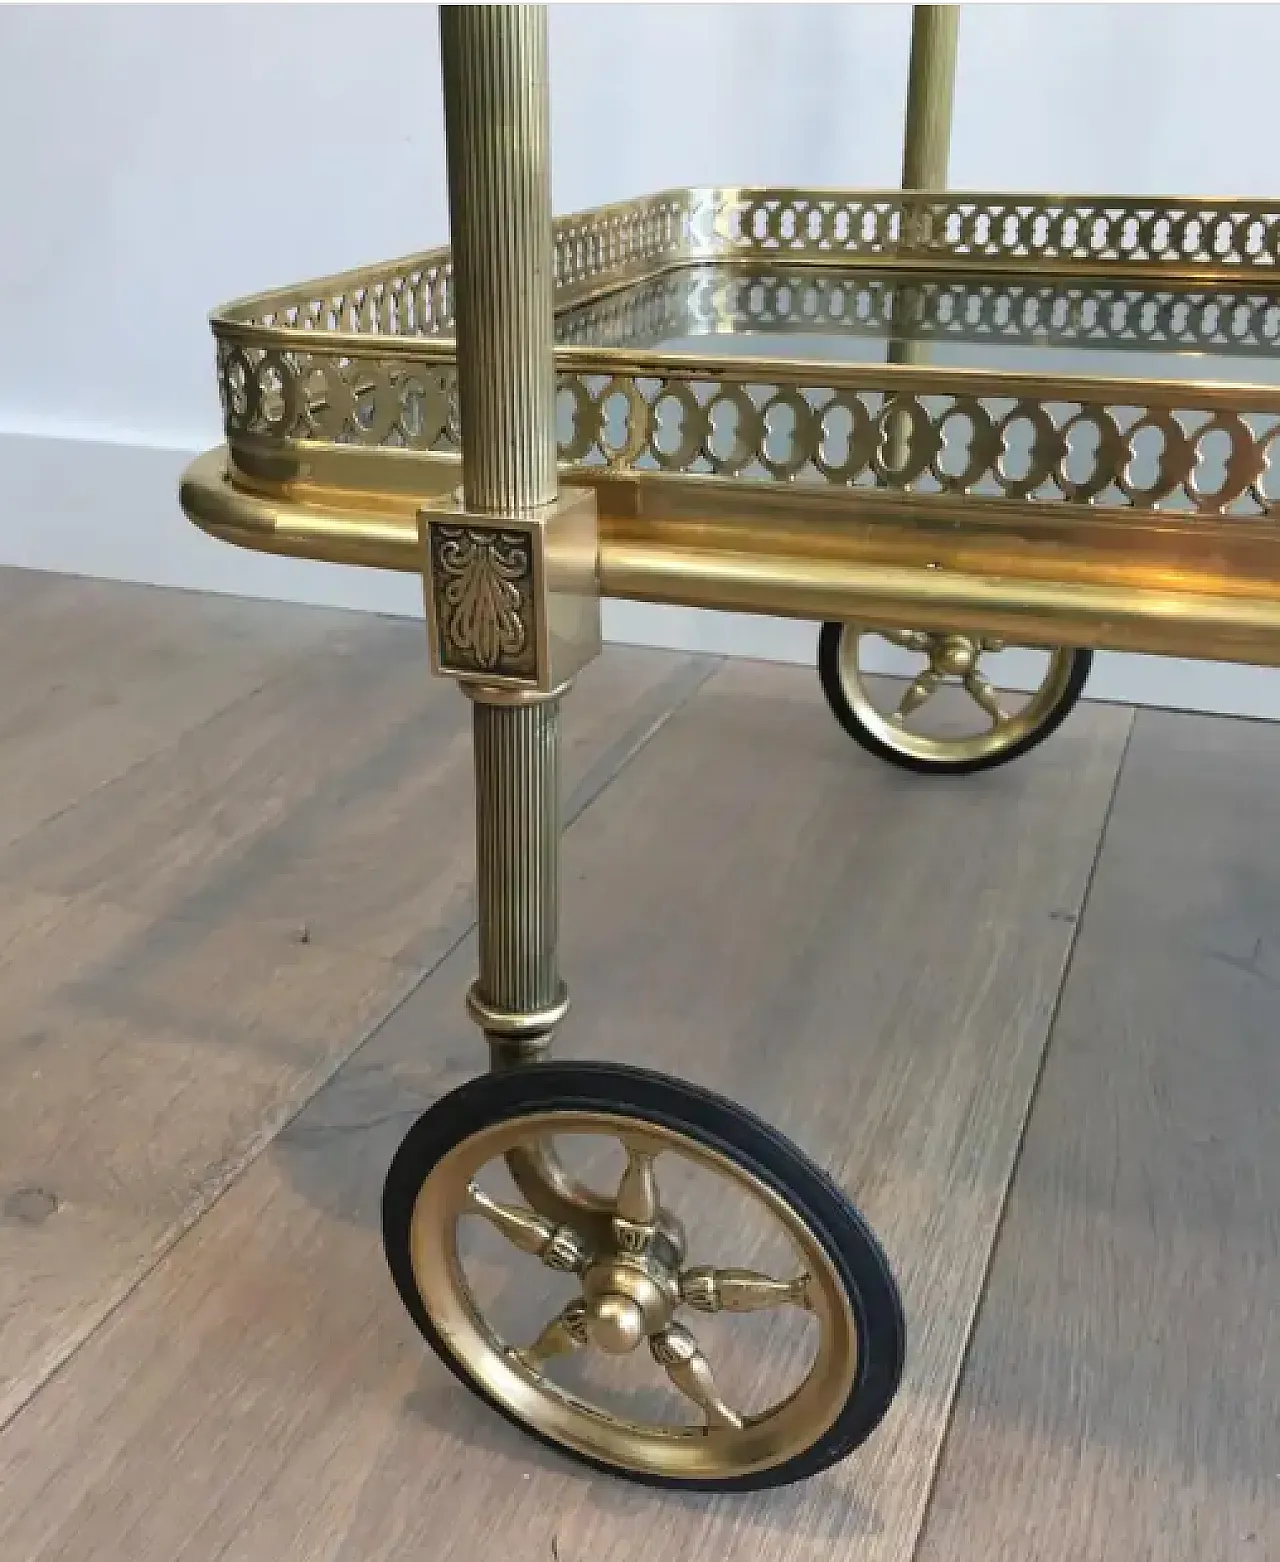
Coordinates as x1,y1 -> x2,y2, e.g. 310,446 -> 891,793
818,621 -> 1092,775
382,1061 -> 904,1491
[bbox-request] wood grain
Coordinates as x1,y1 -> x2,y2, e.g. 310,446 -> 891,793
915,707 -> 1280,1562
0,568 -> 353,851
0,578 -> 713,1429
0,658 -> 1130,1562
0,890 -> 402,1430
0,616 -> 714,968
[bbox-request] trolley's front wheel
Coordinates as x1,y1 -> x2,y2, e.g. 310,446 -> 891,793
382,1061 -> 904,1491
818,621 -> 1092,775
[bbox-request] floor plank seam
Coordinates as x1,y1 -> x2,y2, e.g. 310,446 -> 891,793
562,652 -> 723,823
0,933 -> 470,1441
904,700 -> 1140,1562
0,648 -> 722,1438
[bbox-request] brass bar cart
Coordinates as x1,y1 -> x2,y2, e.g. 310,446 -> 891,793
179,4 -> 1280,1490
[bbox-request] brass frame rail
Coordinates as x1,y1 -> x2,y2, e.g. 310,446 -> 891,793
182,447 -> 1280,666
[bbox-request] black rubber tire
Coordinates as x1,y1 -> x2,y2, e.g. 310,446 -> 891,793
382,1060 -> 905,1492
817,621 -> 1093,776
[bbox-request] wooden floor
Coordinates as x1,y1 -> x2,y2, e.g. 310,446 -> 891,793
0,567 -> 1274,1562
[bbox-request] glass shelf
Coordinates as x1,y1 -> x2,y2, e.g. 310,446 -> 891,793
556,263 -> 1280,388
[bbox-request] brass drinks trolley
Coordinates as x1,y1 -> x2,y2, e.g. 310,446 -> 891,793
179,7 -> 1280,1491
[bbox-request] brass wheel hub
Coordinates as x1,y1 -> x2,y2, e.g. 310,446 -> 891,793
578,1255 -> 678,1351
408,1110 -> 860,1480
933,634 -> 978,677
837,624 -> 1079,766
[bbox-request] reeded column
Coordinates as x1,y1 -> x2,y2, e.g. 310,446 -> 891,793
441,5 -> 558,515
465,688 -> 567,1054
900,4 -> 959,192
439,6 -> 568,1065
886,5 -> 961,473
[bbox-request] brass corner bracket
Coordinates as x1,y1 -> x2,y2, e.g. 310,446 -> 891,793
418,484 -> 602,695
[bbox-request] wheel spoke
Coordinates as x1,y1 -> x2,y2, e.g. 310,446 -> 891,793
395,1065 -> 905,1480
893,669 -> 940,722
466,1182 -> 588,1272
962,671 -> 1009,729
680,1265 -> 813,1314
650,1325 -> 744,1430
612,1144 -> 660,1255
882,628 -> 933,653
504,1139 -> 619,1258
514,1299 -> 591,1373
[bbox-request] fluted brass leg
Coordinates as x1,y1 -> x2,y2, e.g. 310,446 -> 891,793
884,6 -> 960,466
900,5 -> 960,192
432,8 -> 598,1078
430,11 -> 603,1259
465,685 -> 568,1067
440,6 -> 558,517
466,686 -> 652,1238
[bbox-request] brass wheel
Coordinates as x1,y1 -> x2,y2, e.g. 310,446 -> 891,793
818,621 -> 1092,775
382,1062 -> 904,1490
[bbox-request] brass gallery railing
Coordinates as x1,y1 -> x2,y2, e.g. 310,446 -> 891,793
184,186 -> 1280,668
213,188 -> 1280,518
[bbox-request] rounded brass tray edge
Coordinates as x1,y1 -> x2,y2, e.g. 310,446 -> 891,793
178,448 -> 1280,666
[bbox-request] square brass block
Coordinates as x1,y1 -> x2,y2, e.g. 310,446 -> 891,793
418,484 -> 602,693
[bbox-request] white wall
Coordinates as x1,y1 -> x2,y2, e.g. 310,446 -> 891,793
4,3 -> 1280,719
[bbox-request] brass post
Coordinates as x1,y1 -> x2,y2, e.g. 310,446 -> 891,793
438,6 -> 571,1066
900,3 -> 960,192
886,5 -> 961,474
464,685 -> 566,1061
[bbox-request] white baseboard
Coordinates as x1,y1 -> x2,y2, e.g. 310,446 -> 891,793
4,428 -> 1279,722
0,429 -> 426,619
